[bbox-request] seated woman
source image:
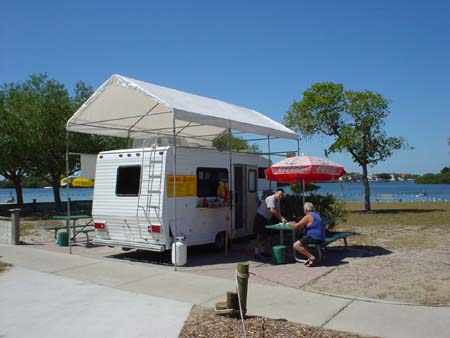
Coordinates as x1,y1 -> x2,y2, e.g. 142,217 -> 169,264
289,202 -> 325,267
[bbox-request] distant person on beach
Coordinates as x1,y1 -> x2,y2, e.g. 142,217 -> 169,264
253,188 -> 286,259
289,202 -> 325,267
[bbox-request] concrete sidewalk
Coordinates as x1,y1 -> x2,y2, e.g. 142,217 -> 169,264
0,267 -> 192,338
1,244 -> 449,338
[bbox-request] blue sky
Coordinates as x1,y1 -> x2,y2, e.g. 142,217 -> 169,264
1,0 -> 449,175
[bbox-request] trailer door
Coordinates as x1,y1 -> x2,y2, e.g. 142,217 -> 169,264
233,165 -> 258,236
246,166 -> 258,235
233,166 -> 245,235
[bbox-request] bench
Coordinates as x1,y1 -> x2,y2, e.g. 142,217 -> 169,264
44,224 -> 94,241
74,229 -> 95,246
44,225 -> 69,239
307,231 -> 356,261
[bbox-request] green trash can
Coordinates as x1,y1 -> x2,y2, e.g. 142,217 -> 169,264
272,245 -> 286,265
57,232 -> 68,247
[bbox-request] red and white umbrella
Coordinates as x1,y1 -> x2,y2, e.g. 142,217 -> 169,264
265,155 -> 346,184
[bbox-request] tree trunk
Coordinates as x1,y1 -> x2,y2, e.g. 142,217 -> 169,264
361,164 -> 371,211
13,180 -> 24,206
2,171 -> 24,206
51,175 -> 62,210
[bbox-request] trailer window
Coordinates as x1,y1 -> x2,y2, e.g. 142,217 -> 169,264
248,169 -> 257,192
197,167 -> 228,197
258,167 -> 267,179
116,165 -> 141,196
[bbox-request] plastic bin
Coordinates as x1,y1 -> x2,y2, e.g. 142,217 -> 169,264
272,245 -> 286,265
57,232 -> 68,247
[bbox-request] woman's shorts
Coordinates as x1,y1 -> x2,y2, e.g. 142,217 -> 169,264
299,235 -> 324,246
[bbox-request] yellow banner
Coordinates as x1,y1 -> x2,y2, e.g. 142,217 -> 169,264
167,175 -> 197,197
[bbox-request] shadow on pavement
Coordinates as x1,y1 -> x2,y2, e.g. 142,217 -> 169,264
106,237 -> 256,268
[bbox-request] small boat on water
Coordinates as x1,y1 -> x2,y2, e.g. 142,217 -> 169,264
60,171 -> 95,188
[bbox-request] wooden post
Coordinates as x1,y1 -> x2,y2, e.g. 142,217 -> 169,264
236,263 -> 249,314
9,209 -> 20,245
226,290 -> 239,311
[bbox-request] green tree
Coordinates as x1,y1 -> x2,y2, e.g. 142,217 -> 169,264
285,82 -> 410,211
441,167 -> 450,174
377,173 -> 392,181
22,74 -> 73,209
213,133 -> 260,152
1,75 -> 127,210
0,82 -> 34,205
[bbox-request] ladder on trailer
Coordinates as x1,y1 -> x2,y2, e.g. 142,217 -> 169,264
136,139 -> 164,240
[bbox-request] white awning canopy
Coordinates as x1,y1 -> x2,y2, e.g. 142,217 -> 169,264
67,74 -> 297,145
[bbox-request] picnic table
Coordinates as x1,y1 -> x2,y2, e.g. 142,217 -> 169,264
45,214 -> 94,246
265,221 -> 356,262
265,223 -> 296,259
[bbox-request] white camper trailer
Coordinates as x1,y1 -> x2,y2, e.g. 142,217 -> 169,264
92,146 -> 269,251
66,74 -> 298,261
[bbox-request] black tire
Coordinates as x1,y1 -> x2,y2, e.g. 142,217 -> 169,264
121,247 -> 132,252
214,231 -> 231,250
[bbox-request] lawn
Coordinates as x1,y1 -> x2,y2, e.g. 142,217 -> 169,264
336,201 -> 450,250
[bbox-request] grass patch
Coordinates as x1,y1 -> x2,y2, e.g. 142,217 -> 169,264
342,202 -> 450,227
334,202 -> 450,250
20,221 -> 37,237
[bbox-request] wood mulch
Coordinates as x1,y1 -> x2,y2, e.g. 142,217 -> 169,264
179,306 -> 377,338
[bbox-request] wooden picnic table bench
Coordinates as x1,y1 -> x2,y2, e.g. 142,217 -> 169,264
44,224 -> 92,239
307,231 -> 356,261
266,223 -> 357,263
74,228 -> 96,246
45,214 -> 94,246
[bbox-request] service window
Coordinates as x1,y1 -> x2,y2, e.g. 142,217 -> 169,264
197,167 -> 228,197
258,167 -> 267,179
116,165 -> 141,196
248,169 -> 257,192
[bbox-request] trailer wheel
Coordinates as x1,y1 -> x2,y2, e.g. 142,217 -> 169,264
214,231 -> 229,250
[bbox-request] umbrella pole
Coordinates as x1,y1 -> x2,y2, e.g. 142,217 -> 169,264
302,178 -> 305,206
267,136 -> 271,191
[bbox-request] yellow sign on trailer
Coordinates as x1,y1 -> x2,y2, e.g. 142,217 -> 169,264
166,175 -> 197,197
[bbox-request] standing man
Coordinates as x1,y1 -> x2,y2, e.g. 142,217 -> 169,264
253,188 -> 286,259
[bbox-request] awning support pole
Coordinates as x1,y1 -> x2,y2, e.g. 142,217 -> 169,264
226,128 -> 232,256
66,131 -> 72,254
267,136 -> 271,191
172,111 -> 177,271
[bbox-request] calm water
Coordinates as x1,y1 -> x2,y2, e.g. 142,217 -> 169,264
309,181 -> 450,202
1,181 -> 450,203
0,188 -> 94,204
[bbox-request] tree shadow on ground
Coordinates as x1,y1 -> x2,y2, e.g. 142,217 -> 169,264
316,245 -> 393,267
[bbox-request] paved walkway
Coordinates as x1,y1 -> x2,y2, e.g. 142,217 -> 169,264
1,243 -> 449,338
0,267 -> 191,338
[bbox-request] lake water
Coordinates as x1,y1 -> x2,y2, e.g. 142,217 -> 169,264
0,188 -> 94,204
301,181 -> 450,202
1,181 -> 449,204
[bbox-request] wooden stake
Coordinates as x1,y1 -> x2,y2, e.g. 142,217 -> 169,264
236,263 -> 249,314
226,290 -> 239,311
